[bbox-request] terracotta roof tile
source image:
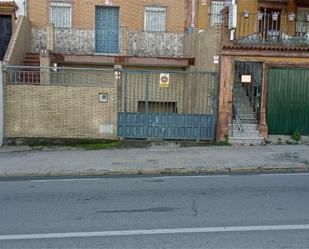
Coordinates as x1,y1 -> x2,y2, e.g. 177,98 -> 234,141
0,1 -> 18,9
222,44 -> 309,52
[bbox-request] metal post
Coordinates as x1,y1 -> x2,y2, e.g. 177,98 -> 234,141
145,72 -> 149,139
0,62 -> 3,146
124,72 -> 128,113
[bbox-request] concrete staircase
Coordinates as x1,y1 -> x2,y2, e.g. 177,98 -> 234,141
17,53 -> 40,84
229,82 -> 264,145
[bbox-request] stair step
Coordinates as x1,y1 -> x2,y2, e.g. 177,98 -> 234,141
22,63 -> 40,66
229,137 -> 264,145
229,130 -> 260,138
25,53 -> 39,57
23,59 -> 40,63
229,123 -> 259,131
20,68 -> 40,71
238,114 -> 256,119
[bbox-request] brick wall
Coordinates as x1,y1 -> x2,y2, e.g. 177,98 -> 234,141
28,0 -> 185,32
29,0 -> 186,57
4,72 -> 119,139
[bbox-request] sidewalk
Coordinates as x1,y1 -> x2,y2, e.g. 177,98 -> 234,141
0,144 -> 309,177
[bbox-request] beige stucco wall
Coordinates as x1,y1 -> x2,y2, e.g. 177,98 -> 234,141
3,16 -> 31,65
184,25 -> 221,71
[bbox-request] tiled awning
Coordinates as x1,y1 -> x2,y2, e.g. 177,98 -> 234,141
258,0 -> 288,2
0,1 -> 18,13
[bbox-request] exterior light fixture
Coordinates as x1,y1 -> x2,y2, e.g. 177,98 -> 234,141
51,62 -> 58,72
272,12 -> 279,21
243,10 -> 249,18
257,11 -> 263,21
288,12 -> 296,21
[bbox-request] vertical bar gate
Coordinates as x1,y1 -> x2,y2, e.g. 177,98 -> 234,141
118,70 -> 218,141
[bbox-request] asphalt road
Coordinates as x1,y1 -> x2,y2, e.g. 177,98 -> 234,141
1,173 -> 309,249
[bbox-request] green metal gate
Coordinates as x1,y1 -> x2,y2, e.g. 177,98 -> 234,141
267,67 -> 309,135
118,70 -> 218,140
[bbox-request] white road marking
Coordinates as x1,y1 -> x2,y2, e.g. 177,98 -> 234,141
28,172 -> 309,183
1,224 -> 309,241
260,173 -> 309,177
154,173 -> 309,179
154,175 -> 230,179
30,178 -> 103,183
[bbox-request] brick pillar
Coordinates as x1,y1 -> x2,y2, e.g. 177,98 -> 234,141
120,26 -> 128,56
216,56 -> 233,142
40,49 -> 51,85
259,63 -> 268,138
47,24 -> 54,52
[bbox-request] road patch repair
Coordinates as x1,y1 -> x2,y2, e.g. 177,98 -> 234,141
0,144 -> 308,178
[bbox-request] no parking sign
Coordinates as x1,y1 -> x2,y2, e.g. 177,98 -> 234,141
160,73 -> 170,88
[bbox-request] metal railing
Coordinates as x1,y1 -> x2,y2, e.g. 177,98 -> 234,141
4,66 -> 116,87
235,11 -> 309,45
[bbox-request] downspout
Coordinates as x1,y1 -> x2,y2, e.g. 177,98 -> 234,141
191,0 -> 196,28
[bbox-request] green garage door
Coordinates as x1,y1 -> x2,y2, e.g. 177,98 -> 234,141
267,68 -> 309,135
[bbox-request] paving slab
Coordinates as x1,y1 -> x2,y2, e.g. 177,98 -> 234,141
0,144 -> 308,177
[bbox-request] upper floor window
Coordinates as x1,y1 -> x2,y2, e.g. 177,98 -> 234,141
296,7 -> 309,36
50,2 -> 72,28
210,0 -> 224,26
144,6 -> 166,32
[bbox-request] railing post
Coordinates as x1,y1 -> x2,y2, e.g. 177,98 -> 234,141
47,24 -> 54,53
263,9 -> 267,44
40,48 -> 51,85
145,72 -> 150,139
120,26 -> 128,56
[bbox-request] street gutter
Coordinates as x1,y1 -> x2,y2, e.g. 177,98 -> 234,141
0,165 -> 308,179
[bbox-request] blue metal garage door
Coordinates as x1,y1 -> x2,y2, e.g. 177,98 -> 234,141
95,6 -> 119,54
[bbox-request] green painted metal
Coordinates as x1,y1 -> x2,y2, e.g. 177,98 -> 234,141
267,68 -> 309,135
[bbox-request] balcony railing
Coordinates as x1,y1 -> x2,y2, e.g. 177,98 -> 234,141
235,11 -> 309,46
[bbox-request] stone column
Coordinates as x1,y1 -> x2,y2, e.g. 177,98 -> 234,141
40,49 -> 51,85
216,56 -> 233,142
47,24 -> 54,53
120,26 -> 128,56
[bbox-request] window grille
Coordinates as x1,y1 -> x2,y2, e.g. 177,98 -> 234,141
50,2 -> 72,28
144,6 -> 167,32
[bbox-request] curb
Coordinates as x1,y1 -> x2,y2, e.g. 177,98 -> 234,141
0,165 -> 308,178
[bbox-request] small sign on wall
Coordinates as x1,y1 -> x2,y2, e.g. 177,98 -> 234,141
241,75 -> 252,83
99,93 -> 108,103
213,55 -> 219,64
105,0 -> 112,5
160,73 -> 170,88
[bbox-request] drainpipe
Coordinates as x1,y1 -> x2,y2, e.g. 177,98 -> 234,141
191,0 -> 196,28
0,62 -> 3,147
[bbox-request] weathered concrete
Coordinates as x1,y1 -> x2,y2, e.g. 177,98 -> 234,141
127,32 -> 184,57
0,144 -> 308,177
31,28 -> 47,53
54,28 -> 95,54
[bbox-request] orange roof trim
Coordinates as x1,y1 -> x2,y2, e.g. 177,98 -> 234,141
0,1 -> 18,9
